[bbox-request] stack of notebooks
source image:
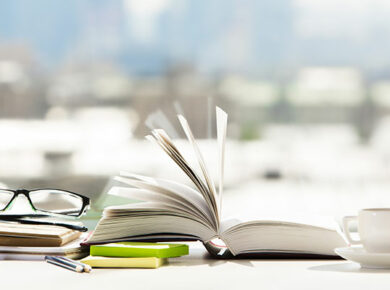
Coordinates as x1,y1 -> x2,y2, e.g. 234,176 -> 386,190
80,242 -> 189,269
0,222 -> 88,259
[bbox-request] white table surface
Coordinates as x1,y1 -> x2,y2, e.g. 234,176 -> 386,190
1,244 -> 390,290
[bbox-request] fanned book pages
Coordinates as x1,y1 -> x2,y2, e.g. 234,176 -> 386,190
88,107 -> 346,257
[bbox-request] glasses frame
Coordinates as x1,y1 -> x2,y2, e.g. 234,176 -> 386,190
0,188 -> 90,217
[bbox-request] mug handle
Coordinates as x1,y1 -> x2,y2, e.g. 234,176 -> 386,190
342,216 -> 361,245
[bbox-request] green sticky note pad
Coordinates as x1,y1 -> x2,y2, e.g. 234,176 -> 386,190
90,242 -> 189,258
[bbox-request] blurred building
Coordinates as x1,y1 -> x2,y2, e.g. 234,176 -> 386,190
1,0 -> 390,216
0,44 -> 46,118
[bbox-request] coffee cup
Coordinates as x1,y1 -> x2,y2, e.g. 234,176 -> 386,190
343,208 -> 390,253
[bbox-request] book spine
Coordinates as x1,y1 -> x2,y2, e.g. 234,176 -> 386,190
202,241 -> 233,258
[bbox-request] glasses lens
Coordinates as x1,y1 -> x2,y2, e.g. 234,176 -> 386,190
0,190 -> 14,210
29,190 -> 84,216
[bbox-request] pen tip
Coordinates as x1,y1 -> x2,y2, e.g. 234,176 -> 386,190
84,266 -> 92,273
76,265 -> 83,272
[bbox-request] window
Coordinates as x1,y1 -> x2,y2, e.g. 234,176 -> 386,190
1,0 -> 390,218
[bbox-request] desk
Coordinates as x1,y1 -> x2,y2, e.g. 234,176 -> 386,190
1,245 -> 390,290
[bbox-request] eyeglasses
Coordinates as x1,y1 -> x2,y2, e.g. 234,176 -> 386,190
0,189 -> 90,217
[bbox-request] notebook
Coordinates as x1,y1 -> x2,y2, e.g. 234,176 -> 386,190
0,233 -> 89,260
87,107 -> 346,257
81,256 -> 166,268
0,222 -> 81,247
90,242 -> 189,258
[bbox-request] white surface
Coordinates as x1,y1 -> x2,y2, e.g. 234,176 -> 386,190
335,246 -> 390,269
2,244 -> 390,290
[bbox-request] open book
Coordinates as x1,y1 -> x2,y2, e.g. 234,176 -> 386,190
88,108 -> 346,257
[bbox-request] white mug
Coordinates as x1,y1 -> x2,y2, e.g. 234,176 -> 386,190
343,208 -> 390,253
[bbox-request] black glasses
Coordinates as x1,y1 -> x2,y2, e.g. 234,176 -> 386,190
0,189 -> 90,217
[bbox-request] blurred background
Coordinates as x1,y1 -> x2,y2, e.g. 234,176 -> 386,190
1,0 -> 390,222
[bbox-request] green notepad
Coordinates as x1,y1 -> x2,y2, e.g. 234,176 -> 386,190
90,242 -> 189,258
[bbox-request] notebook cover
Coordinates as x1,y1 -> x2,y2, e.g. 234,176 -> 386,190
0,236 -> 64,247
0,222 -> 74,239
0,224 -> 81,247
90,242 -> 189,258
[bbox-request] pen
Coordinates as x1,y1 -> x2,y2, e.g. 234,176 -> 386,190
45,256 -> 83,273
58,256 -> 92,273
0,215 -> 88,232
18,219 -> 88,232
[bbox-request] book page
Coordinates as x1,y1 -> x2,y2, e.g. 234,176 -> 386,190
177,114 -> 219,229
222,213 -> 341,232
155,129 -> 211,199
118,172 -> 216,227
105,201 -> 208,224
216,107 -> 227,220
146,130 -> 218,226
220,218 -> 346,256
92,202 -> 217,243
109,185 -> 212,226
146,133 -> 208,198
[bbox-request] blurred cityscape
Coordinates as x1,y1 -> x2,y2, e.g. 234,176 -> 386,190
1,0 -> 390,217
